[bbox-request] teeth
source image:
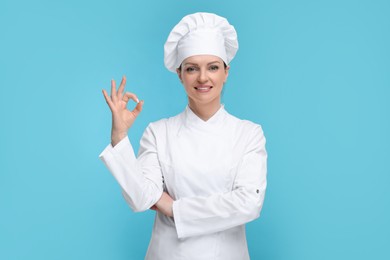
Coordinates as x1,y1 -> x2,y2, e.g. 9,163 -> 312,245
196,86 -> 211,90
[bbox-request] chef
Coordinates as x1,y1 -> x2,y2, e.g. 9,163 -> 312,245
100,12 -> 267,260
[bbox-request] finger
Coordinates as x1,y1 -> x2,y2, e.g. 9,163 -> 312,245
132,100 -> 144,117
102,89 -> 114,109
111,79 -> 117,101
117,76 -> 126,98
123,92 -> 139,104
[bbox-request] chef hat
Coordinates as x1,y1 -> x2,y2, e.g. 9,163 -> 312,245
164,12 -> 239,72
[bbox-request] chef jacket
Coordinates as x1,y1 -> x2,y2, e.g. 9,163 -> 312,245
99,105 -> 267,260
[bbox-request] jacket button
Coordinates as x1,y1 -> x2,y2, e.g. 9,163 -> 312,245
256,189 -> 259,193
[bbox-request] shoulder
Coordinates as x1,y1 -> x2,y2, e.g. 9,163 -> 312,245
222,111 -> 266,157
144,111 -> 183,135
225,111 -> 265,138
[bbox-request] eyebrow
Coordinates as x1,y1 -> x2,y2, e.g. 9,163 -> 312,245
183,60 -> 221,66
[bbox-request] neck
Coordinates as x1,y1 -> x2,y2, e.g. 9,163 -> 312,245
188,99 -> 222,121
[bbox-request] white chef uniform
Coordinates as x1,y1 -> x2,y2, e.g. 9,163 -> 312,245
99,104 -> 267,259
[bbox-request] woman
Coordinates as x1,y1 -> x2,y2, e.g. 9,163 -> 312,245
100,12 -> 267,259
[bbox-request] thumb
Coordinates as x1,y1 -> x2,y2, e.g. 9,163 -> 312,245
132,100 -> 144,117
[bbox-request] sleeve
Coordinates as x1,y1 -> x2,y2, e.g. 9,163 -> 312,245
99,125 -> 163,212
172,125 -> 267,238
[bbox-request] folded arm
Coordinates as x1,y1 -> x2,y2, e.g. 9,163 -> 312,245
172,126 -> 267,239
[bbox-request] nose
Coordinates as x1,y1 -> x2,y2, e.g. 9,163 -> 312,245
197,68 -> 208,83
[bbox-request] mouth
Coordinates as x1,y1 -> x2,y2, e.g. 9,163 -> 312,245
194,85 -> 213,93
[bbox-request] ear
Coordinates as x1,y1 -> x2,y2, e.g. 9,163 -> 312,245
224,65 -> 230,82
176,68 -> 183,83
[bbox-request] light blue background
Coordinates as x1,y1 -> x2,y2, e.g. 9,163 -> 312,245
1,0 -> 389,259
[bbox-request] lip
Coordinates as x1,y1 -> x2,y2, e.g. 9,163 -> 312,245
194,85 -> 213,93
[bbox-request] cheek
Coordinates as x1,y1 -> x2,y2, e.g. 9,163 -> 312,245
182,75 -> 196,86
215,74 -> 227,86
182,80 -> 194,93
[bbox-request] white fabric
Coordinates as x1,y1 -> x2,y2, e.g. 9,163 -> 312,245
99,105 -> 267,260
164,12 -> 239,72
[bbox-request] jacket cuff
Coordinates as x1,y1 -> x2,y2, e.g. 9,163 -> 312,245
99,136 -> 136,162
172,199 -> 185,239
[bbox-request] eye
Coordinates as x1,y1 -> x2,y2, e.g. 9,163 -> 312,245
185,66 -> 198,73
209,65 -> 219,71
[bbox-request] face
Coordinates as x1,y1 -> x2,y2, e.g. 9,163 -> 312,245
177,55 -> 229,107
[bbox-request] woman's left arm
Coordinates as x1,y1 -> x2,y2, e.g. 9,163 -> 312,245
169,126 -> 267,239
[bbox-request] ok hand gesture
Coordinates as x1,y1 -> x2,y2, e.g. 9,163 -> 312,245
102,76 -> 144,146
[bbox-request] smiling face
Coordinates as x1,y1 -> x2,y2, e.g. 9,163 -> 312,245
177,55 -> 229,109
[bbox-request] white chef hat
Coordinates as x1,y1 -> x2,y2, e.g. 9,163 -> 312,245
164,12 -> 239,72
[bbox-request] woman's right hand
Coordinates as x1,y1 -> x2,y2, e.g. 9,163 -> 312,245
102,76 -> 144,147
